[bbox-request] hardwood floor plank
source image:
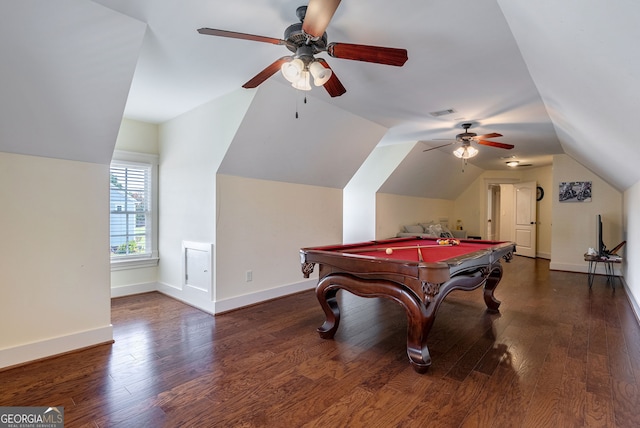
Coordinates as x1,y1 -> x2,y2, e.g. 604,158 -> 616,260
458,362 -> 519,427
489,318 -> 556,427
586,391 -> 616,427
610,379 -> 640,427
425,370 -> 490,427
342,383 -> 420,427
262,372 -> 359,427
558,356 -> 587,427
399,377 -> 462,427
521,322 -> 572,427
301,387 -> 374,427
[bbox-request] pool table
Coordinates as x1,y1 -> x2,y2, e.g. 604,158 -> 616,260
300,236 -> 515,372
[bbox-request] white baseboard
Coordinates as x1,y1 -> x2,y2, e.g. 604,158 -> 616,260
214,279 -> 317,314
156,281 -> 216,315
621,278 -> 640,326
549,261 -> 622,276
0,325 -> 113,370
156,280 -> 317,315
111,281 -> 157,298
116,279 -> 317,316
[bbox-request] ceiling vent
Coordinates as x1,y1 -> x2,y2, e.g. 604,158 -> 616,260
429,108 -> 456,117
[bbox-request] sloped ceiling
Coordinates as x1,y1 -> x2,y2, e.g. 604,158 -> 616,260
497,0 -> 640,190
2,1 -> 639,194
0,0 -> 145,164
379,144 -> 485,200
218,79 -> 387,189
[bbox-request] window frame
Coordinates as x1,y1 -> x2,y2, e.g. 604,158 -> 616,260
110,150 -> 159,271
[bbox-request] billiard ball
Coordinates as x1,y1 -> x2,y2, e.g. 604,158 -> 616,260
385,248 -> 393,255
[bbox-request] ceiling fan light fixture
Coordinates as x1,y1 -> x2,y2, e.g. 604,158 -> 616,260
309,60 -> 332,86
281,58 -> 304,83
453,145 -> 478,159
506,161 -> 520,167
291,70 -> 312,91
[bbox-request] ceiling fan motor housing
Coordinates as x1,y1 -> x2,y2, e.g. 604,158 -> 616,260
284,23 -> 328,53
456,123 -> 476,142
456,132 -> 477,142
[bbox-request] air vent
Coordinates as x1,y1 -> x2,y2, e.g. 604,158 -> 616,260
429,108 -> 456,117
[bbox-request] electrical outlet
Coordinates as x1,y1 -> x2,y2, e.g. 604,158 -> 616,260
246,270 -> 253,282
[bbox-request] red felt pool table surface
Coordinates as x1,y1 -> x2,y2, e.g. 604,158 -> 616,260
335,237 -> 502,263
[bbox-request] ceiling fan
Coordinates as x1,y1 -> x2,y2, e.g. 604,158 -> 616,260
197,0 -> 408,97
423,123 -> 514,159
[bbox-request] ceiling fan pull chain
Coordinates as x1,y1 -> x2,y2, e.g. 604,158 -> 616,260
294,90 -> 308,119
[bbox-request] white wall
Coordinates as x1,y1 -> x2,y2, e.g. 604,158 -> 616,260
115,119 -> 159,154
453,167 -> 552,255
453,170 -> 523,238
157,89 -> 255,313
215,175 -> 342,311
623,180 -> 640,319
550,154 -> 623,273
344,142 -> 415,243
521,165 -> 553,258
0,152 -> 112,369
376,193 -> 454,239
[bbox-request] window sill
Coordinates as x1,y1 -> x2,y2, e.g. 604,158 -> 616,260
111,256 -> 159,271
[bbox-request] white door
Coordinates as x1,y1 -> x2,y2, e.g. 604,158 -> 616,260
514,181 -> 537,257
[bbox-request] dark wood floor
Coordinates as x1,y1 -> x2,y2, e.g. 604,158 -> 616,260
2,256 -> 640,427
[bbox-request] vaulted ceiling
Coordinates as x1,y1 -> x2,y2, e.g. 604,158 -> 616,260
2,1 -> 639,196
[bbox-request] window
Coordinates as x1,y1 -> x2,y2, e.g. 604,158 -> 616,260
110,151 -> 158,269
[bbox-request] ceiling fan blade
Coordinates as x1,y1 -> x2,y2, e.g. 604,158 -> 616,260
477,140 -> 514,150
242,57 -> 291,89
197,28 -> 288,46
316,59 -> 346,97
473,132 -> 502,139
328,42 -> 408,66
423,142 -> 455,152
302,0 -> 341,38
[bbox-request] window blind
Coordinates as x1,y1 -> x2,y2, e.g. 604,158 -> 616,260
109,161 -> 152,257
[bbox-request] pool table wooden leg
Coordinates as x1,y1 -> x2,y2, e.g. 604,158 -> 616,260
405,311 -> 434,373
483,263 -> 503,312
316,286 -> 340,339
315,273 -> 434,371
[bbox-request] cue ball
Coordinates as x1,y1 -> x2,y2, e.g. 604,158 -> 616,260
385,248 -> 393,255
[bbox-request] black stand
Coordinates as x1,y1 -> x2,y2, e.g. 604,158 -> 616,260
585,254 -> 622,289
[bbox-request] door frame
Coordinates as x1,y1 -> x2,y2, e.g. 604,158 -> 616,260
484,178 -> 520,241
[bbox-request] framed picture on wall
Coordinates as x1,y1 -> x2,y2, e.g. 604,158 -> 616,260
559,181 -> 592,202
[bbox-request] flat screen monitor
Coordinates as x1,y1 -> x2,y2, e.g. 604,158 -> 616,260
596,214 -> 608,256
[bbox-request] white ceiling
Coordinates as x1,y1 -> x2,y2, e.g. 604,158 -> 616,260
2,1 -> 639,192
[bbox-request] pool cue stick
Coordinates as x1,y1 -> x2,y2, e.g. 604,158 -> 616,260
341,244 -> 450,253
417,247 -> 424,262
